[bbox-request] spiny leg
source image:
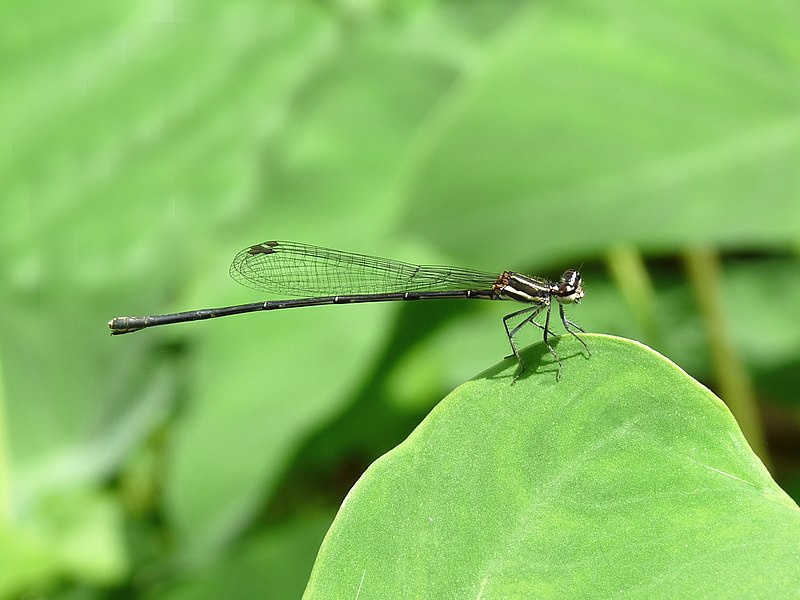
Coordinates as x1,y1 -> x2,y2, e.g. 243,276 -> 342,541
509,309 -> 557,343
519,312 -> 558,338
502,305 -> 544,379
502,305 -> 555,357
542,303 -> 565,380
559,304 -> 590,356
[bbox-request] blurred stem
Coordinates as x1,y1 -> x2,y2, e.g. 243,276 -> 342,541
605,244 -> 661,347
683,248 -> 770,469
0,356 -> 9,523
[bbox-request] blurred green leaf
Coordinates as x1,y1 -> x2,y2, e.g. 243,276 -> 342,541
0,0 -> 332,488
154,512 -> 333,600
305,335 -> 799,598
404,0 -> 800,266
165,306 -> 388,557
723,260 -> 800,373
0,488 -> 126,597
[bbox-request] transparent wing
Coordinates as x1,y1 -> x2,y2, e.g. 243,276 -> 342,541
229,241 -> 500,297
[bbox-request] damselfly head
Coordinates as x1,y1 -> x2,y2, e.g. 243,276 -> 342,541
556,270 -> 584,304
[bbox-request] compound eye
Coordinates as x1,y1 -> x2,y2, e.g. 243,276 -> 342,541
557,270 -> 583,303
561,270 -> 580,289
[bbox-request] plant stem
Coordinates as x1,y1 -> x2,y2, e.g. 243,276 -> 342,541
684,247 -> 770,469
606,244 -> 661,348
0,356 -> 10,524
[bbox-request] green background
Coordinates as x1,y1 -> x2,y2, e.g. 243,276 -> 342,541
1,0 -> 798,597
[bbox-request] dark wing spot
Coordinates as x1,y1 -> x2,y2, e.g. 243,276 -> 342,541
248,242 -> 279,255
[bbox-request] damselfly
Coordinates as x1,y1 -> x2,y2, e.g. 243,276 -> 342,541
109,241 -> 590,379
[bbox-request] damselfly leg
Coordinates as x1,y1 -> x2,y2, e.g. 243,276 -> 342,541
502,302 -> 588,381
559,304 -> 590,356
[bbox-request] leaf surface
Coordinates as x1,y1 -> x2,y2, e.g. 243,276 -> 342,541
305,335 -> 800,599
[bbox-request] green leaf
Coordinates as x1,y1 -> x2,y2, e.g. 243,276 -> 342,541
155,512 -> 333,600
0,0 -> 332,494
0,488 -> 127,596
403,0 -> 800,266
305,335 -> 799,599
